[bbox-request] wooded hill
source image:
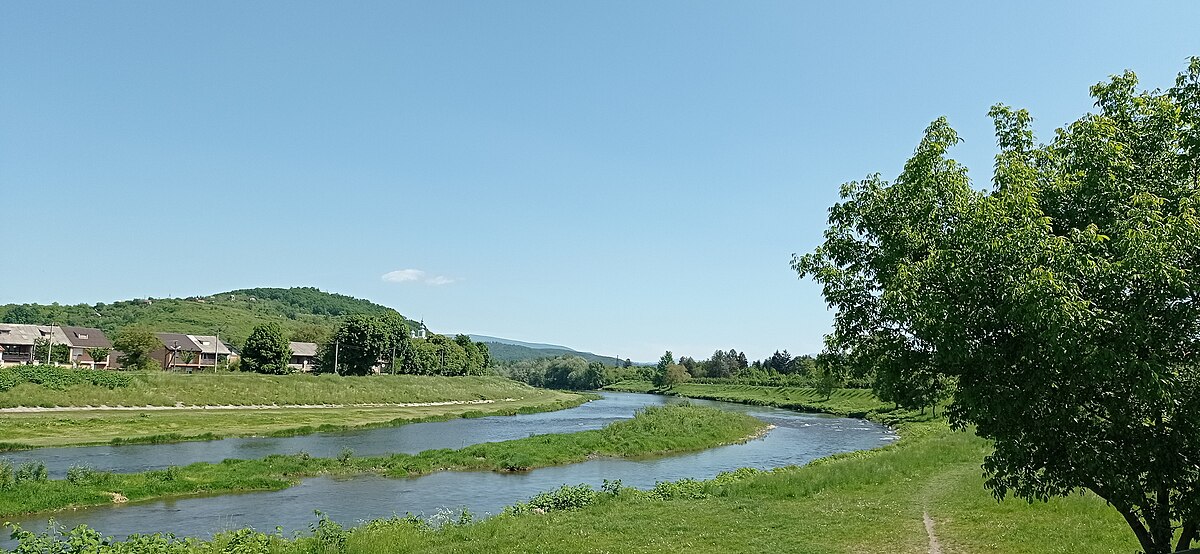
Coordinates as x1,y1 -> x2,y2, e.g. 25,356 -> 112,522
0,287 -> 415,349
483,341 -> 624,366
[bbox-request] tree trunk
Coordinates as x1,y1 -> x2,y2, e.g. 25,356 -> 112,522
1177,520 -> 1197,552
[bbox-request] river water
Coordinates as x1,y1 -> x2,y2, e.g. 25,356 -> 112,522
2,392 -> 895,543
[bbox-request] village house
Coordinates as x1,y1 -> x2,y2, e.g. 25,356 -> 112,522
152,333 -> 236,370
0,324 -> 70,366
59,326 -> 115,368
288,341 -> 319,371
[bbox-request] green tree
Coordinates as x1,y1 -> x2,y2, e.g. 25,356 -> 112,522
319,315 -> 389,376
796,60 -> 1200,554
242,322 -> 292,375
289,324 -> 330,345
31,338 -> 69,365
113,327 -> 162,371
86,347 -> 111,367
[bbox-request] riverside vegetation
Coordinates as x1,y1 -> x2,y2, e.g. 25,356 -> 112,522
0,368 -> 585,448
0,404 -> 765,518
1,383 -> 1139,553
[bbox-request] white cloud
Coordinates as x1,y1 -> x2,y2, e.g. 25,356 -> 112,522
382,269 -> 426,283
382,269 -> 458,286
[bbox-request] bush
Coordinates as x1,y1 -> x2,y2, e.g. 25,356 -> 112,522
15,461 -> 48,484
0,460 -> 12,490
0,365 -> 133,392
505,483 -> 599,515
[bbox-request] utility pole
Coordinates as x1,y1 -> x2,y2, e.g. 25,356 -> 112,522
391,341 -> 397,375
334,336 -> 340,376
45,324 -> 55,365
214,327 -> 222,371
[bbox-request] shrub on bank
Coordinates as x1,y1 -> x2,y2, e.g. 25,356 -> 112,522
0,365 -> 132,392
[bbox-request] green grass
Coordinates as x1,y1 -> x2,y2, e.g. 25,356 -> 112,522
0,374 -> 586,447
606,380 -> 924,423
0,394 -> 587,448
1,383 -> 1146,553
0,404 -> 766,518
0,373 -> 549,408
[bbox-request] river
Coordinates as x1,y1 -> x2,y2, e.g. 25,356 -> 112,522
2,392 -> 895,544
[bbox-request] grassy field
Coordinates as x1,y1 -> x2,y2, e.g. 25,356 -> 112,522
0,404 -> 765,518
0,373 -> 586,448
0,372 -> 549,408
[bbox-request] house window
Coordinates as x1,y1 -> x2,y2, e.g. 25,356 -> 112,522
76,333 -> 89,340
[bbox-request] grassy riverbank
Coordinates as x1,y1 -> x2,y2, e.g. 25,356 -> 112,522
606,380 -> 925,423
2,384 -> 1142,553
0,404 -> 766,518
0,373 -> 584,448
0,372 -> 543,408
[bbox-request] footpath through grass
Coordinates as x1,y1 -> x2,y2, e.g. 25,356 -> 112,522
0,404 -> 765,518
0,372 -> 584,448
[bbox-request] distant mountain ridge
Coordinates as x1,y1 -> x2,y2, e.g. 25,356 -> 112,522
456,334 -> 624,366
459,335 -> 572,351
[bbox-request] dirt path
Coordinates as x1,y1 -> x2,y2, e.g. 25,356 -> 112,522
0,398 -> 516,413
923,511 -> 942,554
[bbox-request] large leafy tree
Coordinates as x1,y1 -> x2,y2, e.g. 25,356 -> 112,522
112,327 -> 162,371
241,322 -> 292,375
796,59 -> 1200,554
319,315 -> 389,376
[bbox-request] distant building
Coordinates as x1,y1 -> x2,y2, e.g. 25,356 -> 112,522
0,324 -> 70,366
152,333 -> 235,370
59,326 -> 115,368
288,341 -> 319,372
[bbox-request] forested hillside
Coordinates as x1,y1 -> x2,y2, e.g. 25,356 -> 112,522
0,287 -> 413,348
484,342 -> 624,366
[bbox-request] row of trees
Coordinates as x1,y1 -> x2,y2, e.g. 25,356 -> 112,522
310,315 -> 491,376
498,355 -> 641,390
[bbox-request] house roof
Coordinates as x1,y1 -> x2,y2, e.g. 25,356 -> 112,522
0,324 -> 71,346
156,333 -> 201,352
59,326 -> 112,348
188,335 -> 234,355
289,342 -> 319,357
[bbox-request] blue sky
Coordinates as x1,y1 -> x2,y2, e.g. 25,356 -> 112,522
3,2 -> 1198,362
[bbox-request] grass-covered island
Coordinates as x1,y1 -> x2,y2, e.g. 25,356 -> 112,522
0,368 -> 585,448
0,404 -> 765,518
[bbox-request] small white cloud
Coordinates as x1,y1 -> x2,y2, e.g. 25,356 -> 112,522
382,269 -> 458,286
382,269 -> 426,283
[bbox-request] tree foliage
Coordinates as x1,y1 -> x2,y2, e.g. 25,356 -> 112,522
796,59 -> 1200,553
498,355 -> 628,390
31,338 -> 69,365
318,315 -> 390,376
112,327 -> 161,371
241,323 -> 292,375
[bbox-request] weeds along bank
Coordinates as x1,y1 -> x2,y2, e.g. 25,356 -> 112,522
0,367 -> 587,448
0,405 -> 766,518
